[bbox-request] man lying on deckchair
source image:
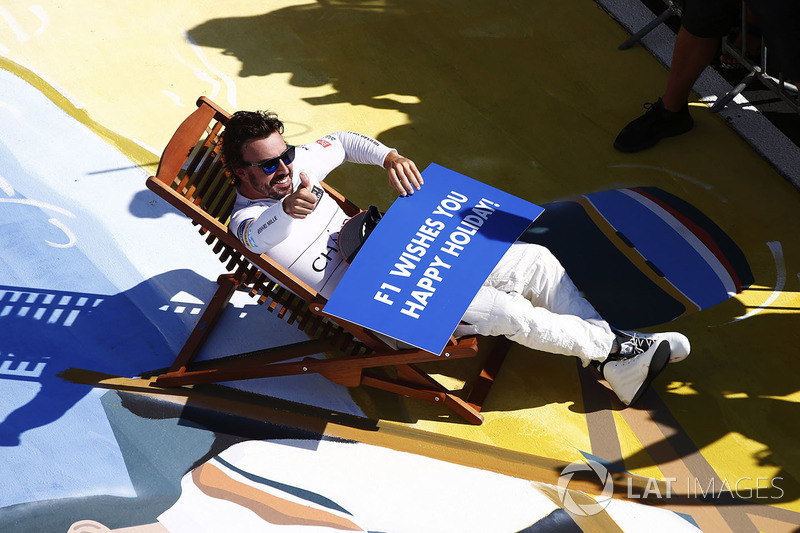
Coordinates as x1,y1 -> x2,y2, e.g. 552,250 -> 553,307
222,110 -> 690,406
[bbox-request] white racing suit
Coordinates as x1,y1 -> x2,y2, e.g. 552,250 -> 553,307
230,132 -> 614,365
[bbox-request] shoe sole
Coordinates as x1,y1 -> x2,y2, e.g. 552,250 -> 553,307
629,341 -> 670,405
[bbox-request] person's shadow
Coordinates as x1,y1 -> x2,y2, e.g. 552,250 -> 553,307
0,270 -> 211,447
186,0 -> 586,211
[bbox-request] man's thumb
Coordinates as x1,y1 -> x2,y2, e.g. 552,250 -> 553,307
299,171 -> 310,189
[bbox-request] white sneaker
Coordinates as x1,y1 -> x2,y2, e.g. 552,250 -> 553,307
602,340 -> 670,406
614,329 -> 691,363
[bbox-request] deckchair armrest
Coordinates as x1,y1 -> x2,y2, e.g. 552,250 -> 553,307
321,182 -> 361,217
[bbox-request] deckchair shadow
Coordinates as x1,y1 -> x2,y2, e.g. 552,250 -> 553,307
143,96 -> 507,424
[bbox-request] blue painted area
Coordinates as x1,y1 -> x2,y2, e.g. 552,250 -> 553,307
0,282 -> 176,439
0,71 -> 175,506
0,207 -> 185,506
516,509 -> 582,532
586,189 -> 729,309
0,99 -> 176,505
521,198 -> 687,329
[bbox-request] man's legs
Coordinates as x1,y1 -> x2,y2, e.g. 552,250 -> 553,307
461,285 -> 613,364
460,243 -> 614,366
459,242 -> 690,405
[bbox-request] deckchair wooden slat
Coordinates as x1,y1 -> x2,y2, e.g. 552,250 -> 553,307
197,161 -> 230,214
143,96 -> 508,424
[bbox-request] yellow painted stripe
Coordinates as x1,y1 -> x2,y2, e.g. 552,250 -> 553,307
0,56 -> 157,172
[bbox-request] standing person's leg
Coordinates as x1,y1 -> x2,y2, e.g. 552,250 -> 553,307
614,0 -> 739,152
613,25 -> 712,153
662,26 -> 720,111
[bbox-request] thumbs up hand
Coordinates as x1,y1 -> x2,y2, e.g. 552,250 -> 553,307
283,172 -> 319,219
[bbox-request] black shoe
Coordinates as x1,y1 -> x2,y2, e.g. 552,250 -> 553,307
614,98 -> 694,153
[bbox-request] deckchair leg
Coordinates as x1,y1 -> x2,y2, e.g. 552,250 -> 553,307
466,336 -> 511,412
166,273 -> 239,373
155,338 -> 338,386
443,394 -> 485,425
398,364 -> 486,424
362,365 -> 485,425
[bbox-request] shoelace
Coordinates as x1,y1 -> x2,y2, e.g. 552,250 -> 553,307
638,102 -> 663,124
618,334 -> 654,356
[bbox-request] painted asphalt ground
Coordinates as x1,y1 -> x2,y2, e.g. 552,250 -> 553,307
1,1 -> 799,531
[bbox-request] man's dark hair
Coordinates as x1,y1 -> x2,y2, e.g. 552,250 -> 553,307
221,110 -> 285,180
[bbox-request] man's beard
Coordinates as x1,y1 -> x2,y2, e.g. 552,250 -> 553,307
256,170 -> 293,200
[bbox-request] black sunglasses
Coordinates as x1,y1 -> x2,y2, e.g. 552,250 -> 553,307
244,145 -> 296,175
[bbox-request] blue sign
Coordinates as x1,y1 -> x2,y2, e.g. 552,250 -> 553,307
324,163 -> 544,354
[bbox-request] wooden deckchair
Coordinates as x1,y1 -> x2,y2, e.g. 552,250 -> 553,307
145,96 -> 508,424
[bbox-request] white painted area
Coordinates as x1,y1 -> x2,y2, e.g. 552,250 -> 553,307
169,42 -> 222,106
162,90 -> 186,107
0,5 -> 30,42
161,438 -> 549,533
157,438 -> 700,532
43,217 -> 76,248
182,30 -> 238,109
605,496 -> 702,532
28,5 -> 49,37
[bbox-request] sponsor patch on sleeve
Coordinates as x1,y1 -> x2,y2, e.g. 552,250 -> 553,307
236,219 -> 258,250
316,139 -> 332,148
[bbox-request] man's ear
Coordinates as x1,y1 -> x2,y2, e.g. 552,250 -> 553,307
233,167 -> 247,182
